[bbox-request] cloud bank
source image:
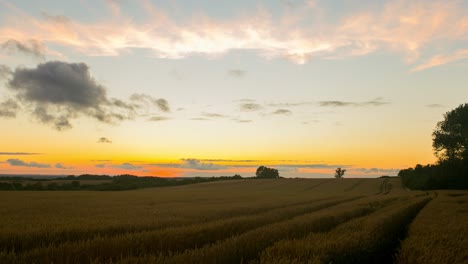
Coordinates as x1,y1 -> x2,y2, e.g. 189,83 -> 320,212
6,158 -> 50,168
0,0 -> 465,70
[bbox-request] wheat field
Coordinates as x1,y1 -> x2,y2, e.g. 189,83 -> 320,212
0,178 -> 466,264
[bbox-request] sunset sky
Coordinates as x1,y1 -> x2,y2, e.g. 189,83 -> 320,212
0,0 -> 467,177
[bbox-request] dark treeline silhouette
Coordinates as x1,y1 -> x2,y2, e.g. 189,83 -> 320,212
255,166 -> 280,179
399,103 -> 468,190
0,174 -> 244,191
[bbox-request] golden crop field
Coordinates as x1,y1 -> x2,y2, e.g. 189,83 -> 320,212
0,178 -> 466,264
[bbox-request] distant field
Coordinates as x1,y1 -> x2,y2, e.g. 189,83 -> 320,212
0,178 -> 466,264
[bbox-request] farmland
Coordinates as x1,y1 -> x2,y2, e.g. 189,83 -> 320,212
0,178 -> 466,264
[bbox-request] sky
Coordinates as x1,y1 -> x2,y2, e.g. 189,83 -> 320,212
0,0 -> 467,178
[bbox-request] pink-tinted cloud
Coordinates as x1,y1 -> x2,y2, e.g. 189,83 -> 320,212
411,49 -> 468,71
0,0 -> 466,69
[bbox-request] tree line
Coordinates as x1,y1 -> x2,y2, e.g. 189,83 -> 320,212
399,103 -> 468,190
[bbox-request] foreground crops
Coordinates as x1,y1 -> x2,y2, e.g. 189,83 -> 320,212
0,178 -> 465,264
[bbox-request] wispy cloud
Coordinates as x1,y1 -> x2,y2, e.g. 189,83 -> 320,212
411,49 -> 468,72
240,103 -> 263,112
0,0 -> 465,70
0,99 -> 20,118
319,98 -> 389,107
148,116 -> 170,122
0,152 -> 41,155
55,163 -> 73,169
154,159 -> 227,171
6,158 -> 50,168
426,104 -> 444,108
112,163 -> 142,170
272,109 -> 292,115
1,39 -> 46,59
201,112 -> 229,118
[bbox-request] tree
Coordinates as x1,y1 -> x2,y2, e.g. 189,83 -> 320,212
335,168 -> 346,178
256,166 -> 279,179
433,103 -> 468,162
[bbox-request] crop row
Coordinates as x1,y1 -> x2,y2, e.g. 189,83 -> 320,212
255,196 -> 431,264
0,196 -> 363,264
114,196 -> 403,264
0,192 -> 338,253
396,191 -> 468,264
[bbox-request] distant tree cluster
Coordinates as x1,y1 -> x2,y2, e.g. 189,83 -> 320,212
256,166 -> 280,179
0,174 -> 245,191
399,103 -> 468,190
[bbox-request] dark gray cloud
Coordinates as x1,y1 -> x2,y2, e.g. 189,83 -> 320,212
6,158 -> 51,168
8,61 -> 128,130
148,116 -> 170,122
319,98 -> 389,107
112,163 -> 142,170
95,164 -> 106,168
5,61 -> 168,130
130,93 -> 170,112
240,103 -> 263,112
272,109 -> 292,115
227,69 -> 246,77
202,112 -> 229,118
426,104 -> 444,108
0,65 -> 12,79
1,39 -> 46,59
0,99 -> 20,118
98,137 -> 112,144
0,152 -> 41,155
55,163 -> 73,169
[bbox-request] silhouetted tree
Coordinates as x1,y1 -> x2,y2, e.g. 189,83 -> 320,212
433,103 -> 468,162
335,168 -> 346,178
256,166 -> 279,179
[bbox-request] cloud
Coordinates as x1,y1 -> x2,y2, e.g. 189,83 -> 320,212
55,163 -> 73,169
426,104 -> 444,108
98,137 -> 112,144
129,93 -> 170,112
240,103 -> 263,112
0,152 -> 41,155
227,69 -> 246,77
95,164 -> 106,168
319,98 -> 389,107
180,159 -> 227,170
1,39 -> 46,59
412,49 -> 468,72
4,61 -> 168,130
355,167 -> 400,175
190,117 -> 210,121
154,159 -> 227,170
0,99 -> 20,118
0,65 -> 12,79
202,112 -> 229,118
7,61 -> 132,130
1,0 -> 466,70
148,116 -> 170,122
232,118 -> 253,123
112,163 -> 142,170
6,158 -> 51,168
272,109 -> 292,115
